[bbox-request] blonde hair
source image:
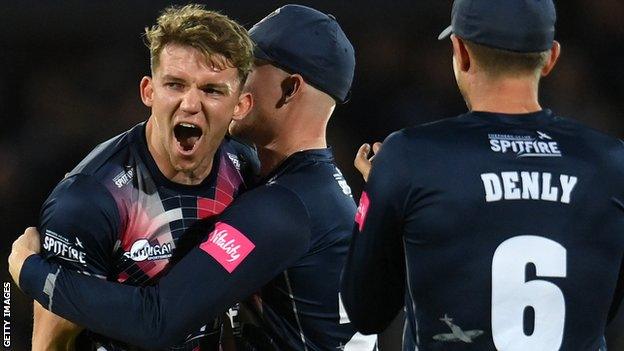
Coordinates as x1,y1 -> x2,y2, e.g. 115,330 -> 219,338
464,39 -> 551,78
144,4 -> 253,82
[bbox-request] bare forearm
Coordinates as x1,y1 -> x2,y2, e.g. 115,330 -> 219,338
32,301 -> 82,351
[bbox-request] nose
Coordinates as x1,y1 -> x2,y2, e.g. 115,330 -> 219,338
180,88 -> 202,114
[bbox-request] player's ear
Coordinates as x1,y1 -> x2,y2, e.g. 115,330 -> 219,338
232,91 -> 253,121
541,40 -> 561,77
140,76 -> 154,107
281,74 -> 304,104
451,35 -> 471,72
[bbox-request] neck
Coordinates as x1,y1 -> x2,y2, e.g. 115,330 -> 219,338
257,134 -> 327,178
256,111 -> 328,178
255,91 -> 334,178
467,75 -> 541,114
146,118 -> 214,185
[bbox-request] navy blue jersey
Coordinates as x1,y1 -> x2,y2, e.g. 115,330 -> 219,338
36,122 -> 257,351
21,149 -> 375,350
341,110 -> 624,351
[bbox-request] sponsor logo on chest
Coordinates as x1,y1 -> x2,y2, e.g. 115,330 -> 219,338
227,153 -> 241,171
113,167 -> 135,188
123,239 -> 173,262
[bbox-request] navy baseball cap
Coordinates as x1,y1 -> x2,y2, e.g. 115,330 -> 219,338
438,0 -> 557,53
249,4 -> 355,103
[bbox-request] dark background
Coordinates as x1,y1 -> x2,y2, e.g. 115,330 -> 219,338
1,1 -> 623,349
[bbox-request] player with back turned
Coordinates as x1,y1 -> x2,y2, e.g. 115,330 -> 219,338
342,0 -> 624,350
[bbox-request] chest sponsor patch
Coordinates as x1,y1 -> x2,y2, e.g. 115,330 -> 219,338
200,222 -> 255,273
123,239 -> 173,262
355,191 -> 370,232
113,166 -> 135,188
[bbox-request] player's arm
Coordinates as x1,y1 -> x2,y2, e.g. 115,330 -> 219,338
17,183 -> 311,349
32,175 -> 118,350
32,302 -> 82,351
341,131 -> 411,334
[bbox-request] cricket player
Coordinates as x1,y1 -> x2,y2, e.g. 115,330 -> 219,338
9,4 -> 257,350
11,5 -> 375,350
341,1 -> 624,350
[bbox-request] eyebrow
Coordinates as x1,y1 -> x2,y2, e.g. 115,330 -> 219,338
200,82 -> 232,95
161,74 -> 186,82
161,74 -> 233,95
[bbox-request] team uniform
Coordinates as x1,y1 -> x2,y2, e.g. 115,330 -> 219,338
342,110 -> 624,350
22,148 -> 374,350
35,122 -> 258,350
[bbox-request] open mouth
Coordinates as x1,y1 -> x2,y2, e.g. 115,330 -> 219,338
173,122 -> 203,152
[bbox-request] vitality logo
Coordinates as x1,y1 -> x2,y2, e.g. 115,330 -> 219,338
200,222 -> 255,273
488,131 -> 562,158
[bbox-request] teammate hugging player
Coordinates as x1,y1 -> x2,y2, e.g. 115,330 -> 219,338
342,0 -> 624,350
9,4 -> 257,350
10,5 -> 375,351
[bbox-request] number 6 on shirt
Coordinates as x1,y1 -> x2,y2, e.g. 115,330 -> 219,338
491,235 -> 567,351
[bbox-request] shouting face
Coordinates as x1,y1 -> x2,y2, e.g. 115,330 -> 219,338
141,43 -> 252,183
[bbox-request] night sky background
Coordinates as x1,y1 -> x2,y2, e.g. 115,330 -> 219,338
2,1 -> 623,349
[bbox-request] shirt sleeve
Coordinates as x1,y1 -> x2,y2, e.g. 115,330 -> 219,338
39,174 -> 119,279
20,182 -> 311,349
340,131 -> 411,334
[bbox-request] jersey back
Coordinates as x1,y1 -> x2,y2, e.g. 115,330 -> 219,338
364,110 -> 624,350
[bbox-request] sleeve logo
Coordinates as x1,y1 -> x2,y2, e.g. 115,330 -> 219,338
43,229 -> 87,264
200,222 -> 255,273
354,191 -> 370,232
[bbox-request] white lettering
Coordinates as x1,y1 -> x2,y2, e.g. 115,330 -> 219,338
2,283 -> 9,348
520,172 -> 540,200
501,172 -> 521,200
124,239 -> 173,262
559,175 -> 578,204
490,140 -> 501,152
481,173 -> 503,202
541,173 -> 558,202
210,230 -> 242,262
3,320 -> 9,347
488,134 -> 562,158
43,236 -> 86,264
500,140 -> 511,153
481,171 -> 578,204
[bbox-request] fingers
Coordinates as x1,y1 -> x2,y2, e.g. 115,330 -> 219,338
25,227 -> 42,253
356,143 -> 371,162
354,144 -> 373,181
9,228 -> 41,288
372,142 -> 382,155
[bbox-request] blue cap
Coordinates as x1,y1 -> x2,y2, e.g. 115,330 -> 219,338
249,4 -> 355,103
438,0 -> 557,53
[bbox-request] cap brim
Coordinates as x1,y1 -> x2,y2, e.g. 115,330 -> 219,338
437,25 -> 453,40
253,43 -> 273,62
